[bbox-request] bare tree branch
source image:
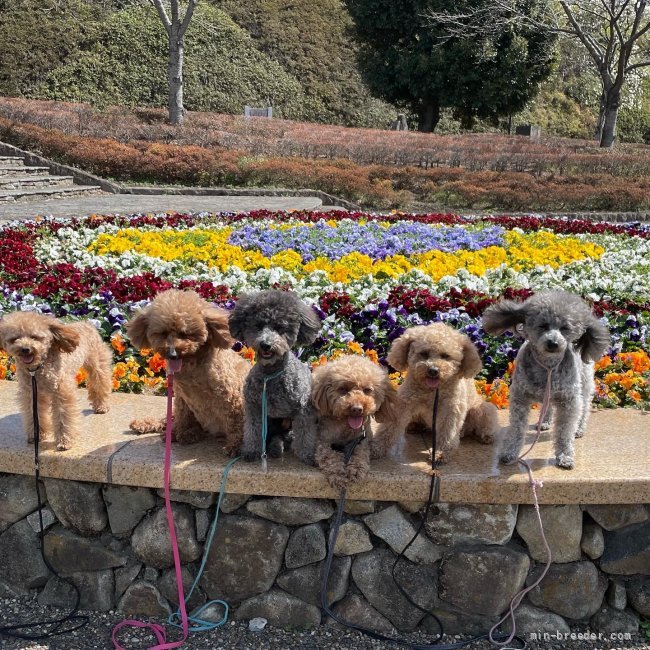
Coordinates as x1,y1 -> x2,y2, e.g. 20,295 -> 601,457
150,0 -> 171,36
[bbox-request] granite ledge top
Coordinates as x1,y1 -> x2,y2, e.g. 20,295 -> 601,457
0,381 -> 647,504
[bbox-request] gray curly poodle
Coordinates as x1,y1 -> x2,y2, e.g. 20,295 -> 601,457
229,289 -> 321,465
482,290 -> 610,470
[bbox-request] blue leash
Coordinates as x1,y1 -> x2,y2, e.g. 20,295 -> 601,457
259,367 -> 285,472
167,455 -> 240,632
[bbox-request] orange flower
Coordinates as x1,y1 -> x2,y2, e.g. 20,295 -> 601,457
111,333 -> 127,355
240,346 -> 256,362
506,361 -> 516,376
594,355 -> 612,371
0,365 -> 6,380
112,378 -> 121,390
76,368 -> 88,385
628,390 -> 642,402
617,351 -> 650,373
113,363 -> 127,379
364,348 -> 379,364
148,353 -> 166,373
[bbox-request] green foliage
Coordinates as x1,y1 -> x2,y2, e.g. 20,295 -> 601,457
35,4 -> 308,117
0,0 -> 103,97
213,0 -> 395,127
345,0 -> 556,131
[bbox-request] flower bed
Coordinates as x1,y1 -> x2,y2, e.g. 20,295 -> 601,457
0,210 -> 648,409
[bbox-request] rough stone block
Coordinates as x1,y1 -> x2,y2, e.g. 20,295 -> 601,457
117,580 -> 172,618
0,474 -> 40,532
199,514 -> 289,603
285,523 -> 326,569
69,569 -> 114,611
600,521 -> 650,575
234,588 -> 321,628
590,606 -> 639,635
627,577 -> 650,617
246,497 -> 333,525
352,548 -> 437,632
156,489 -> 216,509
607,580 -> 627,610
516,504 -> 582,563
581,521 -> 605,559
277,556 -> 351,608
364,505 -> 442,565
0,519 -> 50,593
438,546 -> 529,617
332,520 -> 373,556
43,478 -> 107,536
344,500 -> 376,515
103,485 -> 156,537
219,493 -> 250,513
584,505 -> 648,531
527,561 -> 607,619
426,503 -> 517,546
330,594 -> 396,634
131,504 -> 201,569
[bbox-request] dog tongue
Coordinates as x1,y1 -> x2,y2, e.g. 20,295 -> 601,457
348,416 -> 364,430
426,377 -> 440,389
21,353 -> 34,365
167,358 -> 183,374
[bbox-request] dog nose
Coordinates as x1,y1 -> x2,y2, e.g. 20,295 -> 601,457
350,405 -> 363,416
427,367 -> 439,378
260,342 -> 272,352
167,347 -> 179,360
545,340 -> 559,351
20,347 -> 31,355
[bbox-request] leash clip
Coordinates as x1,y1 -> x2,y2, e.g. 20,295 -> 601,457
260,452 -> 268,474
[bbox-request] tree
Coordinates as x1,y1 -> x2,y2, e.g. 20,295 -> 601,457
150,0 -> 197,125
428,0 -> 650,147
345,0 -> 555,132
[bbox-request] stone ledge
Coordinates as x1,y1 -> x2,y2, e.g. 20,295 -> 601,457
0,381 -> 647,504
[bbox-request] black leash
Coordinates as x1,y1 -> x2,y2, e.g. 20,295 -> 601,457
0,372 -> 88,641
320,389 -> 526,649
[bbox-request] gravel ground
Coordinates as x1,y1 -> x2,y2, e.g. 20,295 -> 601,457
0,598 -> 649,650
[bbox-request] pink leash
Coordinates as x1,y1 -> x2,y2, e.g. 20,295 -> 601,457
488,364 -> 554,646
112,360 -> 189,650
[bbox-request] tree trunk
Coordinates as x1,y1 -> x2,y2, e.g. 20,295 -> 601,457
417,97 -> 440,133
168,27 -> 184,126
598,88 -> 621,148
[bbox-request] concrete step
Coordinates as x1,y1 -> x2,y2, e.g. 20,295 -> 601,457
0,165 -> 50,177
0,175 -> 74,190
0,185 -> 103,203
0,156 -> 25,167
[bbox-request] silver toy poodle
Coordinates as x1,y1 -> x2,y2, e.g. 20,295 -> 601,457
482,290 -> 610,469
371,323 -> 498,463
228,289 -> 321,465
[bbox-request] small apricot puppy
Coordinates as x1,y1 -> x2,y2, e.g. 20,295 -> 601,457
311,355 -> 397,489
126,289 -> 249,455
0,311 -> 112,451
371,323 -> 498,462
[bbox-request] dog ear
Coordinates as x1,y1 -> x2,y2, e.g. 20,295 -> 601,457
387,329 -> 416,372
203,307 -> 234,349
460,335 -> 483,378
228,294 -> 251,343
375,378 -> 399,424
311,368 -> 331,414
576,317 -> 610,363
481,299 -> 527,335
296,301 -> 321,346
126,310 -> 151,351
49,320 -> 80,353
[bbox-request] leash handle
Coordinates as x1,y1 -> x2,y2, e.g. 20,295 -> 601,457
112,367 -> 189,650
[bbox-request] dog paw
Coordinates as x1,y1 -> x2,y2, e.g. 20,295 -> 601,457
574,429 -> 585,439
326,473 -> 348,491
556,453 -> 575,469
476,432 -> 495,445
499,452 -> 518,465
346,465 -> 368,484
56,442 -> 70,452
540,421 -> 552,431
94,405 -> 110,414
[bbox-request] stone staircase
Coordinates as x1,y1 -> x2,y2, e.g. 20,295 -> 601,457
0,155 -> 102,203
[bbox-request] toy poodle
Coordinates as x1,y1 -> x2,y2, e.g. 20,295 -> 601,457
228,289 -> 321,465
126,289 -> 250,455
311,355 -> 398,489
371,323 -> 498,462
0,311 -> 112,451
482,290 -> 610,469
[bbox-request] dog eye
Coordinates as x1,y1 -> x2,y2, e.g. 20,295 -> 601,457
538,323 -> 549,331
362,387 -> 374,395
439,352 -> 450,360
419,351 -> 429,359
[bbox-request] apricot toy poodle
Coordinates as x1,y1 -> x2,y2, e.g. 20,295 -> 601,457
371,323 -> 498,462
0,311 -> 112,451
126,289 -> 250,455
311,355 -> 397,489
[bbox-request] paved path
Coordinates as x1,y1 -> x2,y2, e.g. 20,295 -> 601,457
0,193 -> 322,220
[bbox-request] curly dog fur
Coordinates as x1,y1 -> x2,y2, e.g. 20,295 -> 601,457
126,289 -> 249,455
0,311 -> 112,451
371,323 -> 498,462
311,355 -> 398,489
482,290 -> 610,469
229,289 -> 321,465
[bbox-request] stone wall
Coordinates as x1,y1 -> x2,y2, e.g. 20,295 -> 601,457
0,472 -> 647,638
